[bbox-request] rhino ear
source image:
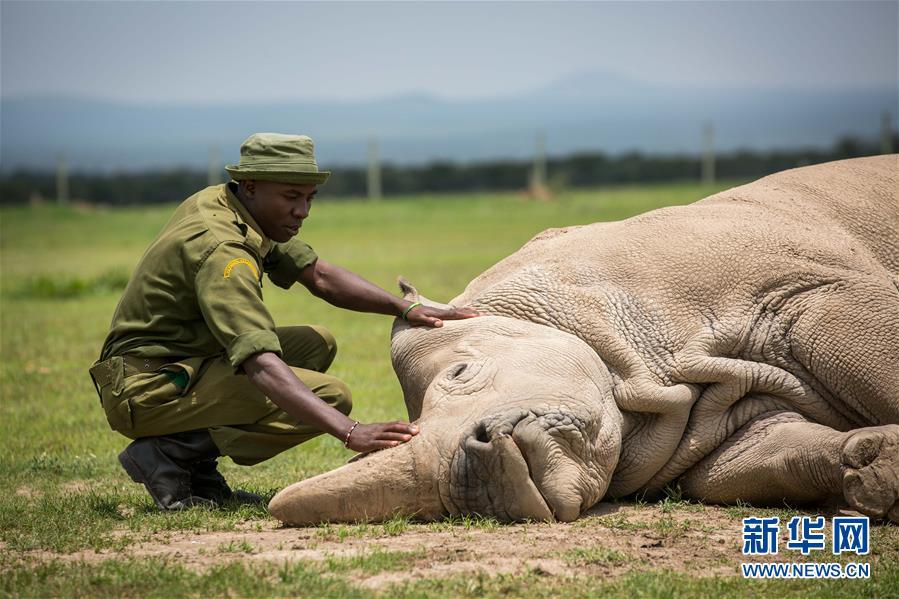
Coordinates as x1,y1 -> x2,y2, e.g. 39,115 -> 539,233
397,277 -> 419,301
396,277 -> 452,311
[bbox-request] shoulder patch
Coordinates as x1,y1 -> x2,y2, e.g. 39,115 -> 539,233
223,258 -> 260,280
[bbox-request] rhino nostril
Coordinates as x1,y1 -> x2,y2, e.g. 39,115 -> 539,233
474,422 -> 490,443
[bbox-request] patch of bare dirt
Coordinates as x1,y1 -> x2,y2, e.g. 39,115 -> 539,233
60,480 -> 96,494
14,485 -> 40,499
15,480 -> 102,500
10,503 -> 759,587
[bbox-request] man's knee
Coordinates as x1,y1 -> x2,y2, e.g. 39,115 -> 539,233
309,325 -> 338,372
322,378 -> 353,416
277,325 -> 338,372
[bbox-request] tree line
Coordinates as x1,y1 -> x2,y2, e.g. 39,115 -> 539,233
0,135 -> 892,205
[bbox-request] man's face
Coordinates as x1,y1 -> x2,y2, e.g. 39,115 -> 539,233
242,180 -> 317,243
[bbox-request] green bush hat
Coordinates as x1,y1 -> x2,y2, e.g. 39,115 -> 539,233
225,133 -> 331,185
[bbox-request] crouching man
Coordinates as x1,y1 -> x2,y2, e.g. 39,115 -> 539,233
89,133 -> 476,510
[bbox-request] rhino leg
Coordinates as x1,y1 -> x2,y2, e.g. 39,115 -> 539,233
841,425 -> 899,523
678,411 -> 899,522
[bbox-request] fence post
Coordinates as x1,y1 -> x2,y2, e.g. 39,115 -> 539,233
56,152 -> 69,204
529,130 -> 547,195
881,112 -> 894,155
367,138 -> 382,201
208,146 -> 221,186
702,122 -> 716,186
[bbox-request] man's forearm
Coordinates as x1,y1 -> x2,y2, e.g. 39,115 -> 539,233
303,259 -> 409,316
243,351 -> 354,439
242,350 -> 420,453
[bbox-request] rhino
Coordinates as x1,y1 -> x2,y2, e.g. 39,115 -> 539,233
269,155 -> 899,525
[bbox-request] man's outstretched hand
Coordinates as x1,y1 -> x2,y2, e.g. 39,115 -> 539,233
405,305 -> 479,328
346,421 -> 420,453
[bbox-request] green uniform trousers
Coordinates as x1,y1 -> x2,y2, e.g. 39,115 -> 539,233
91,325 -> 351,465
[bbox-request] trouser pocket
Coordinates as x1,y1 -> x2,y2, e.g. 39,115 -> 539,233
156,357 -> 205,394
124,357 -> 213,437
89,356 -> 133,432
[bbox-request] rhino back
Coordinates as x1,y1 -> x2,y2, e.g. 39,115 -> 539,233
456,157 -> 896,347
698,155 -> 899,275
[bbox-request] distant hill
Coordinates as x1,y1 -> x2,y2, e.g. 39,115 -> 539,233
1,69 -> 894,171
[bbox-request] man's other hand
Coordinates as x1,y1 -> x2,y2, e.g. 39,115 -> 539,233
405,305 -> 479,328
346,421 -> 419,453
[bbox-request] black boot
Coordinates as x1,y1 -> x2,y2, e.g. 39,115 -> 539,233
191,458 -> 264,506
118,430 -> 219,511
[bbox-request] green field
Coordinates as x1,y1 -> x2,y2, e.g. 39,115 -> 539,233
2,182 -> 896,597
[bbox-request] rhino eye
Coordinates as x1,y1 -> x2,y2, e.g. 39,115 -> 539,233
449,363 -> 468,378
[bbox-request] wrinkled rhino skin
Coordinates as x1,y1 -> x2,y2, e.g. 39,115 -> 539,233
270,155 -> 899,526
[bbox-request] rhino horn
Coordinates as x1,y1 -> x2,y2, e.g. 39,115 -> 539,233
267,436 -> 444,525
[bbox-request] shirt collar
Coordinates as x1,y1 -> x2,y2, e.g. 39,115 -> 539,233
225,182 -> 272,256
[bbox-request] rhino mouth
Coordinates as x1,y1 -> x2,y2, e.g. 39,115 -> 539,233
441,411 -> 593,522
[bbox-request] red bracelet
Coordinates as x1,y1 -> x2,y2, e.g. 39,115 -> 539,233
344,421 -> 359,448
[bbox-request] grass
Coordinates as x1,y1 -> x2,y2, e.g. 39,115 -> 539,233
217,539 -> 256,554
310,513 -> 504,543
3,557 -> 897,599
427,514 -> 504,533
7,269 -> 130,299
5,179 -> 897,596
389,568 -> 899,598
324,547 -> 425,574
1,557 -> 366,599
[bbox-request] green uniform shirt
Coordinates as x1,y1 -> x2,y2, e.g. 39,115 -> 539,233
100,183 -> 317,368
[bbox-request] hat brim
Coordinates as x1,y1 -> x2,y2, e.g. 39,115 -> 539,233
225,166 -> 330,185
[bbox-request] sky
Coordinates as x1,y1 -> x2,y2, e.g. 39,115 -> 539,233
2,1 -> 897,104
